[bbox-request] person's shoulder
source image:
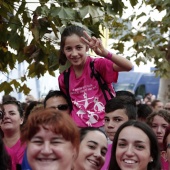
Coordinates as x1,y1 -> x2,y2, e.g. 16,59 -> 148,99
91,57 -> 111,68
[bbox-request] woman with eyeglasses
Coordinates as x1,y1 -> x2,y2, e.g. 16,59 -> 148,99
0,100 -> 26,170
21,108 -> 79,170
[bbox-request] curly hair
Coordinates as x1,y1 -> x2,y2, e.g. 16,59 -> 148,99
146,109 -> 170,126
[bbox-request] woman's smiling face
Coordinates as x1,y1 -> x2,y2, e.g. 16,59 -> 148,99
27,125 -> 76,170
74,130 -> 107,170
116,126 -> 152,170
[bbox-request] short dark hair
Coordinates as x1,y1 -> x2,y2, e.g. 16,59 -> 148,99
108,120 -> 161,170
137,104 -> 152,119
79,127 -> 106,142
44,90 -> 69,108
144,93 -> 152,100
2,100 -> 24,117
23,101 -> 43,125
105,96 -> 137,120
116,90 -> 136,106
151,99 -> 162,108
2,95 -> 16,103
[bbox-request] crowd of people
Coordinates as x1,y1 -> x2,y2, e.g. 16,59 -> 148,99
1,90 -> 170,170
0,25 -> 170,170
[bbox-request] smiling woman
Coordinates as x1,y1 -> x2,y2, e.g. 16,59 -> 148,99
108,120 -> 161,170
73,127 -> 107,170
21,108 -> 80,170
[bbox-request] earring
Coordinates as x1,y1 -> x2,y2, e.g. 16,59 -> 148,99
150,158 -> 153,162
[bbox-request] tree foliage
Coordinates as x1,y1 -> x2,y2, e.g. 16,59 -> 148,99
0,0 -> 170,95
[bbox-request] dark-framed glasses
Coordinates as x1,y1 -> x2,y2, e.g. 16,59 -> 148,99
51,104 -> 69,111
165,107 -> 170,111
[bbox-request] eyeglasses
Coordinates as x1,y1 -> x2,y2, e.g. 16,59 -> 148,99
165,107 -> 170,111
0,110 -> 4,120
50,104 -> 69,111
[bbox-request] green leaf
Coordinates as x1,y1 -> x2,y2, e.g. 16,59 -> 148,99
133,34 -> 145,43
129,0 -> 138,7
8,32 -> 23,51
48,51 -> 59,71
19,84 -> 31,94
117,43 -> 124,53
27,62 -> 47,78
9,16 -> 22,31
80,6 -> 104,23
31,25 -> 40,42
0,81 -> 13,94
51,6 -> 75,20
136,12 -> 146,20
21,76 -> 27,82
110,0 -> 124,16
10,79 -> 20,90
48,70 -> 55,77
40,5 -> 49,16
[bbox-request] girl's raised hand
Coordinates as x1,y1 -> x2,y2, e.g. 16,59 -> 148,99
81,31 -> 108,57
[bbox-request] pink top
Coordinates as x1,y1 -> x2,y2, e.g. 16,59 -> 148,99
5,139 -> 26,170
59,56 -> 118,127
161,156 -> 169,170
101,143 -> 112,170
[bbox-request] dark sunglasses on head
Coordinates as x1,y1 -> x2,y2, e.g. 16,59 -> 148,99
51,104 -> 69,111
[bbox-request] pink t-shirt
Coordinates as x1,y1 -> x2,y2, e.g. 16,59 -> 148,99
161,156 -> 169,170
101,143 -> 112,170
59,56 -> 118,127
5,139 -> 26,170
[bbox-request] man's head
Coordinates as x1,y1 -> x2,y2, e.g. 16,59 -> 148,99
151,99 -> 164,111
44,90 -> 70,114
164,102 -> 170,111
104,96 -> 137,141
137,104 -> 153,122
